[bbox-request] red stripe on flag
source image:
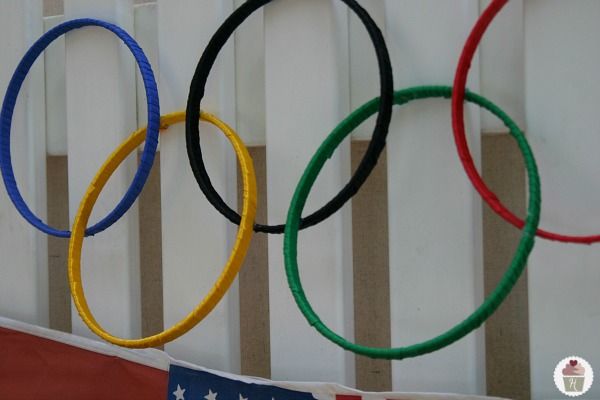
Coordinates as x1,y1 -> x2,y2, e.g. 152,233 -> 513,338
336,393 -> 412,400
0,326 -> 168,400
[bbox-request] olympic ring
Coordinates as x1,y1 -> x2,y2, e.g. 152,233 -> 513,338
284,86 -> 540,359
0,6 -> 563,359
0,18 -> 159,238
68,111 -> 256,348
185,0 -> 393,233
451,0 -> 599,244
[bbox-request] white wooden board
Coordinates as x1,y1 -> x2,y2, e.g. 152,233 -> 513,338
0,0 -> 48,327
524,1 -> 600,398
64,0 -> 141,339
383,0 -> 484,393
157,0 -> 240,371
264,0 -> 354,384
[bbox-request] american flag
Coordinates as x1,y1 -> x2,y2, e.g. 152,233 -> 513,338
168,365 -> 316,400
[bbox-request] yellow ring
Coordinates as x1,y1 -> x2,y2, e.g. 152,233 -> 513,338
68,111 -> 257,348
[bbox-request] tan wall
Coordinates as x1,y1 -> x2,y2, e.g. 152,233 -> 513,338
482,135 -> 529,400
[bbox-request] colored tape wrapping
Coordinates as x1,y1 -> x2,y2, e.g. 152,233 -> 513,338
284,86 -> 540,359
185,0 -> 393,233
0,18 -> 160,238
0,7 -> 552,359
451,0 -> 598,244
69,111 -> 257,348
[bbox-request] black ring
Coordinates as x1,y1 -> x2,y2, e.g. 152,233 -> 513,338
186,0 -> 393,234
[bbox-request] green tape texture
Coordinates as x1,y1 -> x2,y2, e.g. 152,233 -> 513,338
283,85 -> 541,359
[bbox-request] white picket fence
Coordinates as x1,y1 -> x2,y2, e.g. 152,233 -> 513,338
1,1 -> 599,399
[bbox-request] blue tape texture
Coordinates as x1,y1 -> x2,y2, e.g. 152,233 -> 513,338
0,18 -> 159,237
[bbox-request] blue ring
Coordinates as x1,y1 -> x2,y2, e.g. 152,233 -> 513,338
0,18 -> 159,238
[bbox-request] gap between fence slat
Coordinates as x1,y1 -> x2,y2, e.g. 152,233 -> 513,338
481,134 -> 530,400
46,156 -> 71,333
237,147 -> 271,379
351,141 -> 392,391
138,153 -> 164,342
43,0 -> 63,17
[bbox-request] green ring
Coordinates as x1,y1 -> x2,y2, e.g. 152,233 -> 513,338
283,85 -> 541,359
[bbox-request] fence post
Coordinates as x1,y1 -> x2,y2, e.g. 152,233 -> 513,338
64,0 -> 140,339
157,0 -> 240,371
525,1 -> 600,398
383,0 -> 484,393
0,0 -> 47,328
264,0 -> 354,384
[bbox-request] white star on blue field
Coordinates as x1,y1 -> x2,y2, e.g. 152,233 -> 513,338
168,365 -> 316,400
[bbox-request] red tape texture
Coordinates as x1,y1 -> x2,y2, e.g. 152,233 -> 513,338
451,0 -> 600,244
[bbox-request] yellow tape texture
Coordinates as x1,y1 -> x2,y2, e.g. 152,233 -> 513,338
68,111 -> 257,348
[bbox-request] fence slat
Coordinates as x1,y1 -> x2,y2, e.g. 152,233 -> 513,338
0,0 -> 47,327
383,0 -> 484,393
264,0 -> 354,384
234,0 -> 265,147
134,3 -> 157,132
64,0 -> 140,339
350,1 -> 386,141
479,0 -> 524,133
524,2 -> 600,398
157,0 -> 240,370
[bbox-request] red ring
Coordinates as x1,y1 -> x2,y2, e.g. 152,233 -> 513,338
451,0 -> 600,244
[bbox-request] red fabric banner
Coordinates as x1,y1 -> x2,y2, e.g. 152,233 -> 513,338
0,326 -> 168,400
